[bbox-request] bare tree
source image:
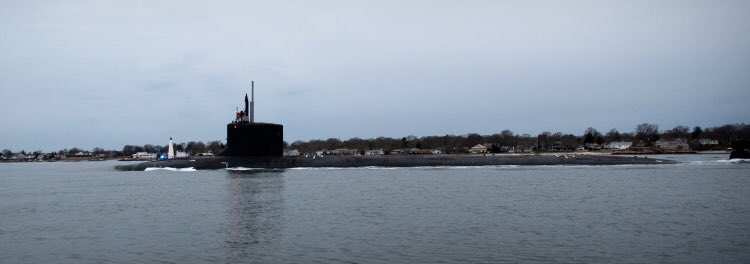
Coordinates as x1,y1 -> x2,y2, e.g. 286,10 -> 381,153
583,127 -> 603,144
662,126 -> 689,140
537,132 -> 552,151
207,141 -> 223,154
605,128 -> 621,142
185,141 -> 207,155
500,129 -> 516,147
92,147 -> 106,155
465,133 -> 483,147
325,138 -> 343,150
635,123 -> 660,145
560,134 -> 580,150
691,126 -> 703,140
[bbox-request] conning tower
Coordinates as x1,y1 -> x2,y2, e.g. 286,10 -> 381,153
730,141 -> 750,159
220,81 -> 284,156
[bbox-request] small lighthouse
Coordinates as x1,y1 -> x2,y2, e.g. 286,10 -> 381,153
168,137 -> 175,159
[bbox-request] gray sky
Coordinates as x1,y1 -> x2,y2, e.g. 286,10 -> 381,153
1,0 -> 749,152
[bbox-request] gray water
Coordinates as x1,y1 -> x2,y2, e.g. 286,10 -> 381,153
1,155 -> 748,263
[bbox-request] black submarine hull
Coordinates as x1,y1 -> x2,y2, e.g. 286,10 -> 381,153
114,154 -> 675,171
730,141 -> 750,159
117,89 -> 677,172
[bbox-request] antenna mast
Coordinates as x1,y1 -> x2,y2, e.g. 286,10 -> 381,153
250,81 -> 255,123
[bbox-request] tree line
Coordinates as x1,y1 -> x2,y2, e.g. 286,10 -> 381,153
289,123 -> 750,154
1,140 -> 224,159
120,140 -> 224,156
2,123 -> 749,159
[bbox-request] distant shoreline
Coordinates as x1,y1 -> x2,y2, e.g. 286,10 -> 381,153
0,151 -> 730,164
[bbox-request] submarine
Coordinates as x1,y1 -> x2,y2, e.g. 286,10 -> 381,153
115,82 -> 674,171
729,141 -> 750,159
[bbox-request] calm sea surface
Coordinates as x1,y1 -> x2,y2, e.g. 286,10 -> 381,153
1,154 -> 749,263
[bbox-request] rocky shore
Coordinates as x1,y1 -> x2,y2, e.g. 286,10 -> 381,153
115,154 -> 675,171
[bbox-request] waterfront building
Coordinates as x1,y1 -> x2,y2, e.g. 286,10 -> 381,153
335,149 -> 360,155
74,152 -> 92,157
584,143 -> 601,150
655,139 -> 690,150
605,141 -> 633,150
409,148 -> 432,155
315,149 -> 359,156
469,144 -> 488,154
698,139 -> 719,145
283,149 -> 300,156
389,149 -> 405,155
365,149 -> 384,156
132,152 -> 157,160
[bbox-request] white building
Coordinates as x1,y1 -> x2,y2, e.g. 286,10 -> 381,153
333,149 -> 359,155
585,143 -> 601,150
74,151 -> 92,157
655,139 -> 690,150
315,149 -> 359,156
284,149 -> 300,156
365,149 -> 384,156
699,139 -> 719,145
605,141 -> 633,150
469,144 -> 488,154
132,152 -> 157,160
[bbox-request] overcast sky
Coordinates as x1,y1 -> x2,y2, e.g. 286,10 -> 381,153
1,0 -> 749,151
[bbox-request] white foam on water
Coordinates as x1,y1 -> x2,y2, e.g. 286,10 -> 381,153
407,165 -> 521,170
237,163 -> 688,171
224,167 -> 288,171
224,167 -> 260,171
716,159 -> 750,163
361,166 -> 399,170
288,167 -> 352,171
144,167 -> 197,172
687,159 -> 750,165
288,164 -> 639,171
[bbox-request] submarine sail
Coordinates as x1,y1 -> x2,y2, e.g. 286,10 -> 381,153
219,81 -> 283,156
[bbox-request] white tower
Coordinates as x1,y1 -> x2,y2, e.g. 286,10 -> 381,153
168,137 -> 175,159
